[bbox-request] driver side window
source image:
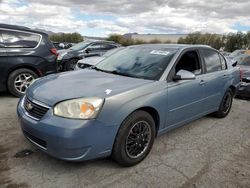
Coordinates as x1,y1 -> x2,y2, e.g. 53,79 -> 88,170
175,50 -> 202,75
87,43 -> 102,51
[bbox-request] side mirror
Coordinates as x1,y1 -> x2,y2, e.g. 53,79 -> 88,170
232,61 -> 238,67
173,69 -> 196,81
85,48 -> 90,54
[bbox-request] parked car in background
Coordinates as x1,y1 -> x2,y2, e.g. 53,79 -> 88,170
235,55 -> 250,98
17,44 -> 240,166
220,51 -> 230,57
75,47 -> 125,70
228,49 -> 250,59
0,24 -> 58,97
57,40 -> 120,71
53,42 -> 73,50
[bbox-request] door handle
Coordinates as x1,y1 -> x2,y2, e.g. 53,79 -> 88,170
199,80 -> 206,85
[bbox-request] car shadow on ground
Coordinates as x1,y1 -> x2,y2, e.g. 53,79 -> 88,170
0,92 -> 16,98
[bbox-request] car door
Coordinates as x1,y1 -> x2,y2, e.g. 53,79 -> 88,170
0,30 -> 8,91
166,49 -> 206,127
200,49 -> 228,112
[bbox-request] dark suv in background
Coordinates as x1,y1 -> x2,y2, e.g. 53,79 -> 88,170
0,24 -> 58,97
57,40 -> 120,71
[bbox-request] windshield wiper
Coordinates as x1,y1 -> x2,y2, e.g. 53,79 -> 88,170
91,66 -> 107,72
109,70 -> 142,79
91,67 -> 141,79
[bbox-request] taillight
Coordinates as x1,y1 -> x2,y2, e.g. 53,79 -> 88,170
50,48 -> 58,57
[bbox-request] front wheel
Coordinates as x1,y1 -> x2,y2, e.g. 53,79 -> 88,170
112,111 -> 156,166
213,89 -> 233,118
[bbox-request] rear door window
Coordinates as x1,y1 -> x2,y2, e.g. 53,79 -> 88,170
1,30 -> 41,48
201,49 -> 222,73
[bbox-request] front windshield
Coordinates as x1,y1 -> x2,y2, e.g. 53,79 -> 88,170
96,46 -> 178,80
69,42 -> 90,51
103,47 -> 124,57
238,56 -> 250,66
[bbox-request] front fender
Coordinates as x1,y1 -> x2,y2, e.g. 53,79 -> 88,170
97,82 -> 168,131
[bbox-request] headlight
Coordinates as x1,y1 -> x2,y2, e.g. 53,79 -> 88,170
58,52 -> 67,60
54,98 -> 104,119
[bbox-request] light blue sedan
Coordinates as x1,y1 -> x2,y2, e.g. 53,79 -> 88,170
17,44 -> 240,166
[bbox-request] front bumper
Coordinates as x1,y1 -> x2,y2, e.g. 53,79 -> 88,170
17,97 -> 119,161
236,82 -> 250,98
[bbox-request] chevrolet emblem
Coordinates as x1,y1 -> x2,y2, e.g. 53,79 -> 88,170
27,103 -> 33,110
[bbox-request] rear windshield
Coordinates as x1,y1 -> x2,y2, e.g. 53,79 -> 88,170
96,46 -> 178,80
1,30 -> 41,48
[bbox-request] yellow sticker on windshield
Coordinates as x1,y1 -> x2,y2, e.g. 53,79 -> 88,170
150,50 -> 170,56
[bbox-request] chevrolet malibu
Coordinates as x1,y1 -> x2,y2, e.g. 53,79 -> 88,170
17,44 -> 240,166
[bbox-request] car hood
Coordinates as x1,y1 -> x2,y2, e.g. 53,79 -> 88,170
27,69 -> 153,106
78,57 -> 104,66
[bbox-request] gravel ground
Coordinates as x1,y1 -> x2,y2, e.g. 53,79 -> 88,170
0,92 -> 249,188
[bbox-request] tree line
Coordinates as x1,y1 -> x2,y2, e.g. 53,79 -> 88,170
106,34 -> 172,46
107,32 -> 250,52
178,32 -> 250,52
49,32 -> 83,43
50,31 -> 250,52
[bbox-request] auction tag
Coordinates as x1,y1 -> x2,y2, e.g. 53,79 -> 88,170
150,50 -> 170,56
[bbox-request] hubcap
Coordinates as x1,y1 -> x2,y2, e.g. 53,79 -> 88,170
14,73 -> 34,94
125,121 -> 151,159
222,93 -> 232,113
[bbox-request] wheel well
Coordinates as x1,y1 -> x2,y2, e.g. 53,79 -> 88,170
229,85 -> 236,96
8,66 -> 40,78
137,107 -> 160,137
6,66 -> 40,88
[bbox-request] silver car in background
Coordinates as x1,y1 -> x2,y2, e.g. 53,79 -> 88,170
75,47 -> 125,70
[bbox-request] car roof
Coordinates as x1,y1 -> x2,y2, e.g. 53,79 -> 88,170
0,24 -> 48,36
84,39 -> 120,45
128,44 -> 212,50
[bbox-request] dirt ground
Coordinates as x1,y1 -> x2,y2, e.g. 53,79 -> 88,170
0,92 -> 249,188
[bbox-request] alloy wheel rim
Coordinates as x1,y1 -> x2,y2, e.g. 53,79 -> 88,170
14,73 -> 34,94
125,121 -> 151,159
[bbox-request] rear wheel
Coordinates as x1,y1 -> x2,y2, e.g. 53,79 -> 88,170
7,68 -> 38,97
112,111 -> 156,166
64,59 -> 78,71
213,89 -> 233,118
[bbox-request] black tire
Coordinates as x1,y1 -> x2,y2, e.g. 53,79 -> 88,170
64,59 -> 78,71
112,110 -> 156,167
7,68 -> 38,97
213,89 -> 233,118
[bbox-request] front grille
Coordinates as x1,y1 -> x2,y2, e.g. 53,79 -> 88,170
24,131 -> 47,149
24,97 -> 49,120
